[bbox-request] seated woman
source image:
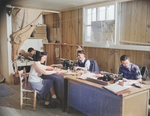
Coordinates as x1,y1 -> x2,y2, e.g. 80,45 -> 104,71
28,52 -> 60,108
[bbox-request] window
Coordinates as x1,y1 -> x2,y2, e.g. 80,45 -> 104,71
83,2 -> 116,47
83,1 -> 150,51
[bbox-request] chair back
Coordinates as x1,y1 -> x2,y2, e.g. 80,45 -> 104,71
89,60 -> 99,74
141,66 -> 149,81
18,68 -> 37,111
18,68 -> 28,89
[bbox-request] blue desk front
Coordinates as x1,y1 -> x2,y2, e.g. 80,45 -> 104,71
68,80 -> 122,116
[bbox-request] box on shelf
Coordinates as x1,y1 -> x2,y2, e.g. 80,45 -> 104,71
32,33 -> 47,37
34,26 -> 46,33
32,24 -> 47,37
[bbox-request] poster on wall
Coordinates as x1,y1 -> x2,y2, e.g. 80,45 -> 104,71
91,20 -> 115,44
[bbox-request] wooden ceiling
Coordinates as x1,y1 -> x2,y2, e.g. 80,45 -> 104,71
8,0 -> 116,11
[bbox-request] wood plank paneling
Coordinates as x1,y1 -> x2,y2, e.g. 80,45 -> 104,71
78,8 -> 82,45
121,0 -> 148,43
146,0 -> 150,43
72,9 -> 79,44
44,0 -> 150,74
44,13 -> 60,43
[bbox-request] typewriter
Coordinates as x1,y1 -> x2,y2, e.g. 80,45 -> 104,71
98,71 -> 123,82
86,72 -> 123,85
59,58 -> 78,70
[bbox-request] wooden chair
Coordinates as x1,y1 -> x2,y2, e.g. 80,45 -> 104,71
18,68 -> 37,111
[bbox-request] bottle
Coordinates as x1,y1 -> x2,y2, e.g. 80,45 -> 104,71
67,67 -> 70,72
106,40 -> 109,47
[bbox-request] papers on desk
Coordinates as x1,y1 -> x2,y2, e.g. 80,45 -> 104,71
78,73 -> 96,80
26,56 -> 33,60
51,64 -> 63,67
64,72 -> 77,75
58,70 -> 67,73
103,83 -> 129,94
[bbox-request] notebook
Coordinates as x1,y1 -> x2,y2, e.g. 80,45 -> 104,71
103,83 -> 129,93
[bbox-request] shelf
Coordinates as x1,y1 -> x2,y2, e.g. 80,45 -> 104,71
43,43 -> 82,47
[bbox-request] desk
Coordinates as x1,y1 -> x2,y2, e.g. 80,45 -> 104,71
14,60 -> 34,67
65,75 -> 150,116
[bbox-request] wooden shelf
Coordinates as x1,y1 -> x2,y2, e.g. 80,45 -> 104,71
29,37 -> 47,39
43,43 -> 82,47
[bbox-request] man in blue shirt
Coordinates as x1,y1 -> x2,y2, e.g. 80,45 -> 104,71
118,55 -> 142,80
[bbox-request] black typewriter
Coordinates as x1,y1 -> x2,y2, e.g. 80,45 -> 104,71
59,58 -> 78,70
86,72 -> 123,85
98,71 -> 123,82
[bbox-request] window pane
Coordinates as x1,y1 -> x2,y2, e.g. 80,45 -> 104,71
85,26 -> 91,42
98,7 -> 105,21
106,5 -> 114,20
92,8 -> 96,21
86,9 -> 91,25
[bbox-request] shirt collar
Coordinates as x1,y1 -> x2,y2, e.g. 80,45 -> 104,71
33,50 -> 36,55
81,58 -> 85,63
121,63 -> 133,70
37,61 -> 41,64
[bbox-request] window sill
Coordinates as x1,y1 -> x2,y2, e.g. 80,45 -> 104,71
83,42 -> 150,51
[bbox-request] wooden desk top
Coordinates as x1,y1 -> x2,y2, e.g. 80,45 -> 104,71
63,74 -> 150,97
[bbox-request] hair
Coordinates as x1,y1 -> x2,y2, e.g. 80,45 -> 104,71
77,50 -> 85,55
37,52 -> 47,61
120,55 -> 129,62
28,47 -> 34,52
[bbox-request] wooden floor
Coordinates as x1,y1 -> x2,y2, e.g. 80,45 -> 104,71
1,81 -> 150,116
0,84 -> 86,116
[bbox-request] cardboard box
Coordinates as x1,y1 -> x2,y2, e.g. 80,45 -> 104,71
33,25 -> 47,34
32,33 -> 47,37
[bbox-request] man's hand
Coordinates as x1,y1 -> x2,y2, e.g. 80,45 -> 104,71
95,74 -> 104,78
74,66 -> 81,70
74,66 -> 87,71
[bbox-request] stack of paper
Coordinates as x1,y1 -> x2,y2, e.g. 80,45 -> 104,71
51,64 -> 63,67
78,73 -> 96,80
103,83 -> 129,94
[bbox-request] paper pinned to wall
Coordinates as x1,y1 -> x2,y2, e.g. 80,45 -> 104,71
55,47 -> 60,58
91,20 -> 115,44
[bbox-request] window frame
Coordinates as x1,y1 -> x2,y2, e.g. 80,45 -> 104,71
83,2 -> 117,45
82,1 -> 150,51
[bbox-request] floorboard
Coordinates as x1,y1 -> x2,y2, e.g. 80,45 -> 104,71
1,81 -> 150,116
0,84 -> 86,116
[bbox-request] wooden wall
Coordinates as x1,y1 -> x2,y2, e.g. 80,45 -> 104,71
43,13 -> 60,43
120,0 -> 150,43
44,0 -> 150,74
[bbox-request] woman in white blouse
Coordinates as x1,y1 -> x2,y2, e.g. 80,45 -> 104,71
28,52 -> 60,107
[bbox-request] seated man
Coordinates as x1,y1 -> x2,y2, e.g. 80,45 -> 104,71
118,55 -> 142,80
74,50 -> 90,71
28,47 -> 41,61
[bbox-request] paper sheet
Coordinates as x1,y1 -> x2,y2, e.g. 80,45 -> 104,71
103,83 -> 129,93
78,73 -> 96,79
